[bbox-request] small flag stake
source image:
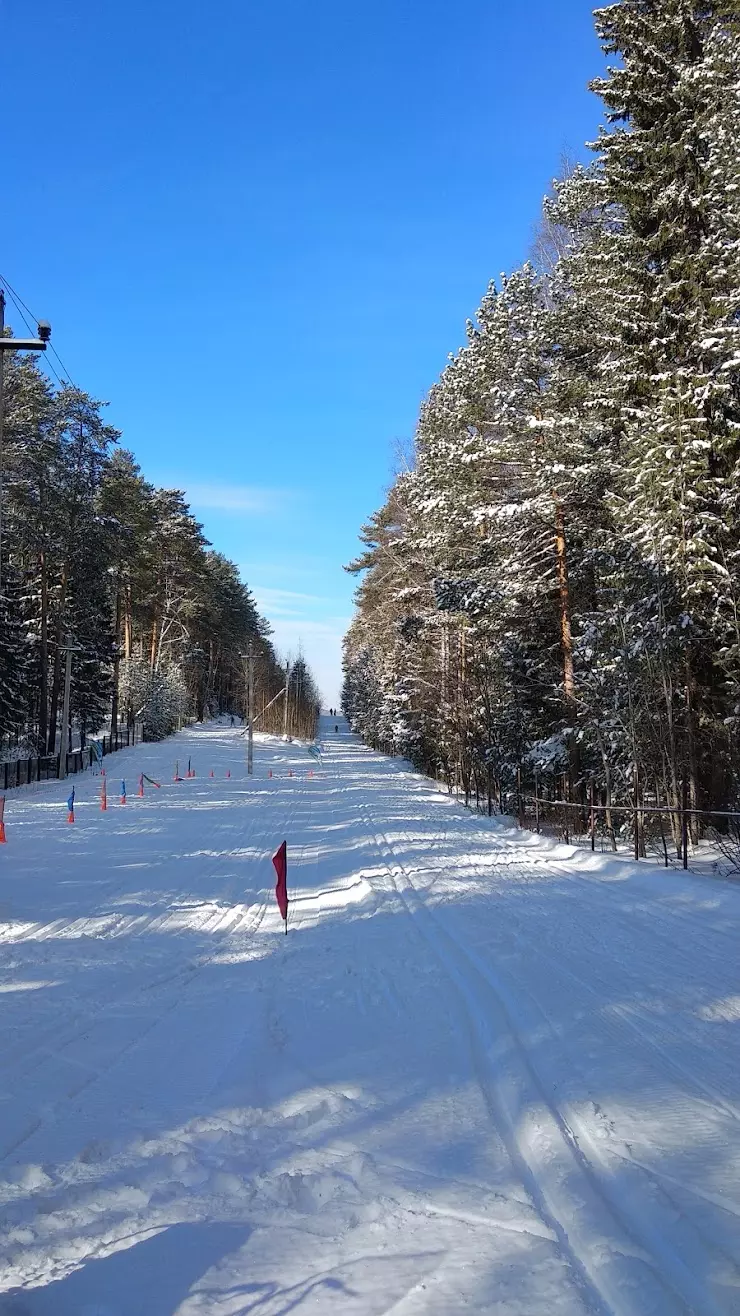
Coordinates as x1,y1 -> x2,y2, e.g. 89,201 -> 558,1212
0,795 -> 6,843
272,841 -> 288,933
120,780 -> 127,806
138,773 -> 144,797
67,787 -> 75,824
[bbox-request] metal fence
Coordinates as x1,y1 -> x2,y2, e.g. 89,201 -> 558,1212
515,791 -> 740,871
0,723 -> 142,792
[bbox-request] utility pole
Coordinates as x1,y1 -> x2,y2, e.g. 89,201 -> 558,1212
57,639 -> 79,779
247,642 -> 255,775
283,661 -> 291,740
0,291 -> 51,591
0,292 -> 4,593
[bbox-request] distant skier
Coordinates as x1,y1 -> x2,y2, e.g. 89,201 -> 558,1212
334,724 -> 338,733
230,714 -> 235,728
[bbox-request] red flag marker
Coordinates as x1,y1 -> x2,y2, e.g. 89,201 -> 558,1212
226,769 -> 231,778
209,769 -> 214,778
138,774 -> 145,797
272,841 -> 288,933
0,796 -> 6,843
100,771 -> 107,812
268,769 -> 272,779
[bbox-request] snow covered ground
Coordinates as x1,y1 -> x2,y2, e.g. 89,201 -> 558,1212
1,716 -> 739,1315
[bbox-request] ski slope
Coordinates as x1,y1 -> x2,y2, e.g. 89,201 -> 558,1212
1,716 -> 739,1315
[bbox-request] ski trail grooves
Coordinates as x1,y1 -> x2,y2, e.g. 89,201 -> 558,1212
0,767 -> 310,1167
1,720 -> 739,1314
360,807 -> 684,1316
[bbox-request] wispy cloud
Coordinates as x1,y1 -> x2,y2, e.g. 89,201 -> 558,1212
265,616 -> 352,705
251,586 -> 327,619
172,482 -> 295,515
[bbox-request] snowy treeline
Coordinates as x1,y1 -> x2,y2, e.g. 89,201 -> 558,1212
0,358 -> 320,747
343,1 -> 740,829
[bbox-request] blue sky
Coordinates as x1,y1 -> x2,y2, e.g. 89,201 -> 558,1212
2,0 -> 603,704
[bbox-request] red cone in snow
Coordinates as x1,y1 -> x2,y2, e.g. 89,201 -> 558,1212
272,841 -> 288,932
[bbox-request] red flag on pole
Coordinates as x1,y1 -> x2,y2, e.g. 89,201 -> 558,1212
272,841 -> 288,931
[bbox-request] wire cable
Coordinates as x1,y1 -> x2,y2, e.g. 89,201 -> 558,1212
0,273 -> 77,389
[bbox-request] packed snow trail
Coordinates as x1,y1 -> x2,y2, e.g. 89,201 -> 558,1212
1,718 -> 740,1314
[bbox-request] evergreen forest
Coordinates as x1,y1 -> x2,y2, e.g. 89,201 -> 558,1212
0,331 -> 320,752
343,0 -> 740,843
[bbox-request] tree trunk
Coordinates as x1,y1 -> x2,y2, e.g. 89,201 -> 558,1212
554,498 -> 578,792
47,563 -> 69,753
111,571 -> 122,738
597,734 -> 617,851
685,652 -> 700,845
124,584 -> 132,659
39,548 -> 49,753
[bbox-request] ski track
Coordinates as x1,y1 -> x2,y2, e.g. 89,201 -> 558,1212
360,810 -> 731,1315
0,719 -> 738,1314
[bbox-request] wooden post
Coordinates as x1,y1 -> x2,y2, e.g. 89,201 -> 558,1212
682,776 -> 689,870
534,768 -> 540,833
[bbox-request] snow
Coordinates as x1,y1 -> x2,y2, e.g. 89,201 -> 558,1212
1,717 -> 739,1314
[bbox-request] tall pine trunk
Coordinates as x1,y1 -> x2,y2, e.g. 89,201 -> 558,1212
46,563 -> 69,753
39,549 -> 49,753
554,498 -> 578,795
111,570 -> 122,737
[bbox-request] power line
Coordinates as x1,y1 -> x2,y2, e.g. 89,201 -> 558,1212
0,273 -> 77,390
0,278 -> 66,389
